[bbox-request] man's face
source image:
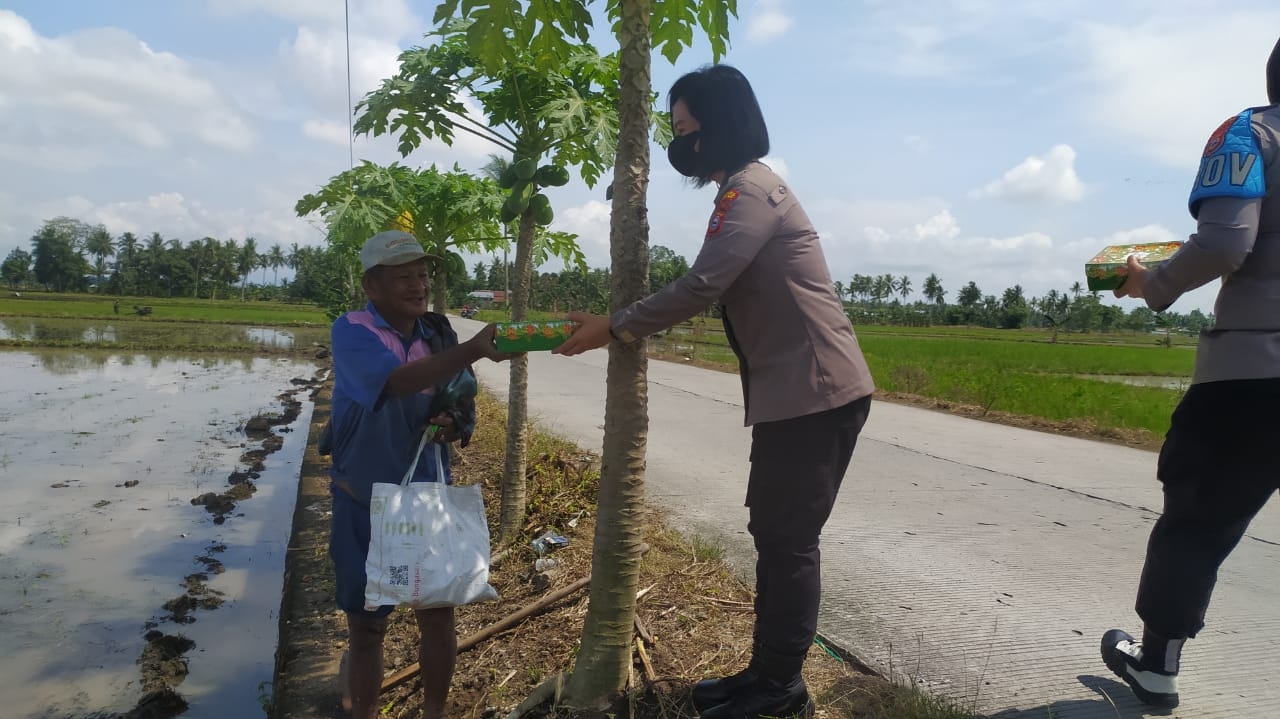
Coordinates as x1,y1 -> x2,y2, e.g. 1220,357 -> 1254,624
364,258 -> 431,322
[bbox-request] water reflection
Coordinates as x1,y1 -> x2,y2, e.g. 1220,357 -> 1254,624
82,324 -> 117,343
1077,373 -> 1189,391
0,348 -> 321,719
243,327 -> 295,348
23,349 -> 258,374
0,318 -> 313,350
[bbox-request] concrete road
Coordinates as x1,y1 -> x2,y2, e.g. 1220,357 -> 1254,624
453,317 -> 1280,718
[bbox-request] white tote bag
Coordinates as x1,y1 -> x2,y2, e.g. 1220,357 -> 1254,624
364,427 -> 498,609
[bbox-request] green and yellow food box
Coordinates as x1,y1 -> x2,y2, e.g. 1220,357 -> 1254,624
494,320 -> 576,352
1084,241 -> 1182,292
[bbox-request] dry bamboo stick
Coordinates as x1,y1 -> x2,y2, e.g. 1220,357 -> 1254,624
380,574 -> 591,693
635,637 -> 657,684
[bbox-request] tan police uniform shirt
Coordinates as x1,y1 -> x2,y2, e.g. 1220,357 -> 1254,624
1145,104 -> 1280,384
611,161 -> 875,425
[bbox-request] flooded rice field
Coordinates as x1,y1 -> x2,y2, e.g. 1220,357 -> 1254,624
0,349 -> 325,719
0,317 -> 328,351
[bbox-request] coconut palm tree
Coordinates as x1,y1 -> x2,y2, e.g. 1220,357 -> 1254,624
84,225 -> 115,289
237,236 -> 258,301
268,244 -> 286,285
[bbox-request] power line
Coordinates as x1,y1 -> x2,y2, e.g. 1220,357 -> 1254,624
344,0 -> 353,170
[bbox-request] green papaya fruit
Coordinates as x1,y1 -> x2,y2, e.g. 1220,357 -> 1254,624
513,158 -> 537,181
535,164 -> 570,187
445,252 -> 466,275
530,193 -> 554,226
498,164 -> 518,189
500,197 -> 521,224
515,179 -> 535,205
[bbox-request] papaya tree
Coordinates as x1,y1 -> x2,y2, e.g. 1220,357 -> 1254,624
295,161 -> 508,316
355,24 -> 618,544
429,0 -> 736,710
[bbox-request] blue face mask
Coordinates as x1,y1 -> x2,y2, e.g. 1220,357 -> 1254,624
667,131 -> 705,178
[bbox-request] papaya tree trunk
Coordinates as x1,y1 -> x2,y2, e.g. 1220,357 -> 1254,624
432,236 -> 450,314
432,264 -> 449,314
563,0 -> 651,706
499,211 -> 536,543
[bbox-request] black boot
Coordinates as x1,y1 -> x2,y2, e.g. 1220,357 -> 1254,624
690,665 -> 759,713
700,646 -> 813,719
700,676 -> 813,719
692,626 -> 764,712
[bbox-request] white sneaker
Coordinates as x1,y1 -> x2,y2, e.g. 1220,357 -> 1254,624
1101,629 -> 1179,708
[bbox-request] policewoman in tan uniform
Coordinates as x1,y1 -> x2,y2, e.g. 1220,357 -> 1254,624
555,64 -> 875,719
1099,36 -> 1280,710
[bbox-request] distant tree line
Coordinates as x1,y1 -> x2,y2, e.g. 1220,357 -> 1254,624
838,272 -> 1212,336
4,217 -> 300,302
4,216 -> 1211,336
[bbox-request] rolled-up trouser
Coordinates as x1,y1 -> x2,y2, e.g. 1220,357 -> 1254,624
745,395 -> 872,663
1137,378 -> 1280,639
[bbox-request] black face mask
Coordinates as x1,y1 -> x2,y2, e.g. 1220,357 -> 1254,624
1269,36 -> 1280,105
667,131 -> 704,178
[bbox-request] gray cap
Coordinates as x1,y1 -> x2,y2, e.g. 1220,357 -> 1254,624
359,231 -> 428,271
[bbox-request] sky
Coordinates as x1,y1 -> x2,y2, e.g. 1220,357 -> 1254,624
2,1 -> 1279,314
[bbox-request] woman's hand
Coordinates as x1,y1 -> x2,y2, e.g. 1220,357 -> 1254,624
1114,255 -> 1149,300
553,312 -> 613,356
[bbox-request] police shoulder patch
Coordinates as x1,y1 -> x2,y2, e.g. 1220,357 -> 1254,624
707,188 -> 742,235
708,213 -> 724,234
1188,109 -> 1266,218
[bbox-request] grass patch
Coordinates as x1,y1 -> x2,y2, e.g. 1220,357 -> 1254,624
472,308 -> 563,323
820,674 -> 977,719
648,318 -> 1191,441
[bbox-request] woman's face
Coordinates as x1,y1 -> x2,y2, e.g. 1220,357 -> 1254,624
671,98 -> 700,138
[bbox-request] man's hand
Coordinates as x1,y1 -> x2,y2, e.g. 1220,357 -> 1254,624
552,312 -> 613,356
430,413 -> 460,443
466,324 -> 517,362
1114,255 -> 1149,300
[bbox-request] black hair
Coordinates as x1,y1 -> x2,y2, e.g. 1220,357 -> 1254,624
668,65 -> 770,187
1269,36 -> 1280,105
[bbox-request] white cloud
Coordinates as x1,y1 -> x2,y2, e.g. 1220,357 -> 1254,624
1099,224 -> 1181,248
811,198 -> 1080,300
904,135 -> 931,154
303,119 -> 350,147
841,0 -> 1026,79
206,0 -> 342,25
914,209 -> 960,241
746,0 -> 794,44
29,191 -> 323,250
973,145 -> 1086,204
415,93 -> 507,161
207,0 -> 417,37
0,142 -> 112,174
1077,12 -> 1280,167
550,200 -> 612,268
1063,224 -> 1182,260
761,155 -> 789,179
281,26 -> 406,108
0,10 -> 254,164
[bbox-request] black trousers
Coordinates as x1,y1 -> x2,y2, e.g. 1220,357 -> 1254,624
1137,379 -> 1280,639
745,395 -> 872,659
